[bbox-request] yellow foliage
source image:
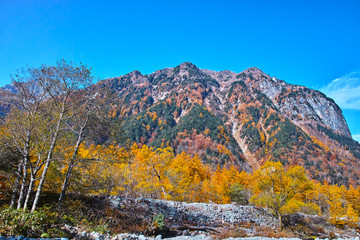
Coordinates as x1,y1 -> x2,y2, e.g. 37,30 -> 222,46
168,152 -> 210,202
260,131 -> 266,143
250,161 -> 314,225
327,184 -> 346,226
346,204 -> 359,228
217,145 -> 232,156
310,136 -> 330,151
23,128 -> 360,230
149,111 -> 158,121
204,128 -> 210,135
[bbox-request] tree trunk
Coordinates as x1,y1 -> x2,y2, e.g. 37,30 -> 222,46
17,155 -> 28,209
278,214 -> 282,229
23,174 -> 35,210
15,132 -> 31,209
31,110 -> 64,212
58,131 -> 83,204
10,160 -> 22,208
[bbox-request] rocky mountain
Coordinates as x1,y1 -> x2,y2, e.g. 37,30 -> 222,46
89,62 -> 360,186
2,62 -> 360,185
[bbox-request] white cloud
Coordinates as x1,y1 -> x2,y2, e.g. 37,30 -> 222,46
353,134 -> 360,142
321,72 -> 360,110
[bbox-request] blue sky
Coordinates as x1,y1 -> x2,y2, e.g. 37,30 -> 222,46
0,0 -> 359,140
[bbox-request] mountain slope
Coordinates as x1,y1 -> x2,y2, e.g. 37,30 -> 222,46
89,62 -> 360,185
3,62 -> 359,185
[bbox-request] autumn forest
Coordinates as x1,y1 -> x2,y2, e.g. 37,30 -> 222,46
0,60 -> 360,238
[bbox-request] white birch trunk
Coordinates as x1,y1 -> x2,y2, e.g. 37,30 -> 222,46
31,107 -> 65,212
17,134 -> 31,209
23,174 -> 34,210
10,162 -> 22,208
16,155 -> 28,209
58,129 -> 83,204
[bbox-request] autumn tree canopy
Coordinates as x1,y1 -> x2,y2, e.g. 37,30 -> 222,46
250,161 -> 318,227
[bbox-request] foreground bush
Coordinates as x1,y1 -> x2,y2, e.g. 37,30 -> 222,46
0,205 -> 68,238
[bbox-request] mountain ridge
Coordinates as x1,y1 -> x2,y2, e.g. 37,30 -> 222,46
2,62 -> 360,185
85,62 -> 360,186
101,62 -> 351,137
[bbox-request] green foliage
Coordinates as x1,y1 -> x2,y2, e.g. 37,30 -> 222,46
173,104 -> 242,159
228,81 -> 247,98
125,99 -> 178,145
264,112 -> 281,128
317,124 -> 360,159
183,76 -> 220,88
229,183 -> 248,205
93,223 -> 109,234
0,205 -> 68,237
270,118 -> 309,149
241,121 -> 262,153
87,114 -> 129,146
239,105 -> 269,153
41,233 -> 51,238
153,213 -> 165,230
236,72 -> 247,79
148,71 -> 172,85
246,106 -> 261,122
173,105 -> 223,139
125,103 -> 243,163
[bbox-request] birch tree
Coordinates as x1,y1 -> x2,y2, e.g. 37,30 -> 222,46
58,91 -> 100,204
0,60 -> 93,211
30,59 -> 93,212
0,68 -> 49,208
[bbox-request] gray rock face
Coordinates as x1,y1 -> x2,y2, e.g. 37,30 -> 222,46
109,197 -> 278,228
272,85 -> 350,138
231,67 -> 351,138
181,64 -> 351,138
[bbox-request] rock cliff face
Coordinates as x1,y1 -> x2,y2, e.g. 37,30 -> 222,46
91,62 -> 360,185
241,67 -> 350,137
203,66 -> 351,138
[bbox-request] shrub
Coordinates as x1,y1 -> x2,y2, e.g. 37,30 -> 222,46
153,213 -> 165,230
229,183 -> 248,205
0,205 -> 68,237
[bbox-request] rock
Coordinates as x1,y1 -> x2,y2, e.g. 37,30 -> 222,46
182,230 -> 190,236
81,230 -> 88,238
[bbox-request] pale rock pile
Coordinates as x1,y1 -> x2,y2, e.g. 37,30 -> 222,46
109,197 -> 277,228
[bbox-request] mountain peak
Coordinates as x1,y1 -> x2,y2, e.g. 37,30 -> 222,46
124,70 -> 143,80
242,67 -> 264,74
129,70 -> 142,77
172,62 -> 207,80
179,62 -> 198,68
176,62 -> 199,72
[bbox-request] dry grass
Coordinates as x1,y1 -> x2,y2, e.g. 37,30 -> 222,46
254,226 -> 296,238
216,227 -> 247,239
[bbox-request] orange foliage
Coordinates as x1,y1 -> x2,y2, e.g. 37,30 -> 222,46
39,140 -> 360,228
